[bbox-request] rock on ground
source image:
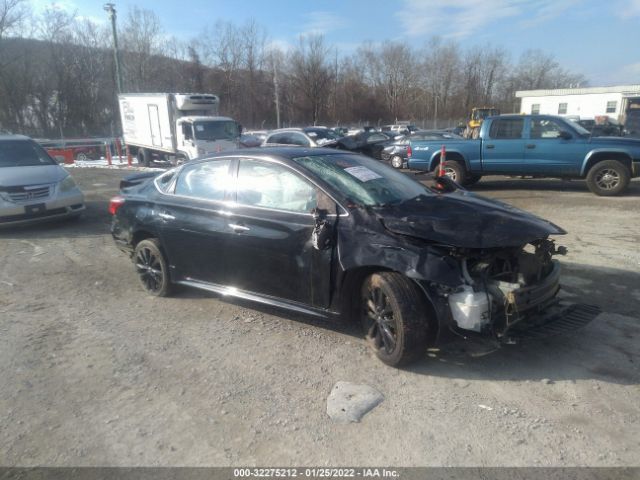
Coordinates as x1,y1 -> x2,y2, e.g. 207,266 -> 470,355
326,381 -> 384,423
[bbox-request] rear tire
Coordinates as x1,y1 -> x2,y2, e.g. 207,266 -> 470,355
390,155 -> 404,169
586,160 -> 630,196
441,160 -> 467,184
360,272 -> 431,367
137,148 -> 151,167
134,239 -> 172,297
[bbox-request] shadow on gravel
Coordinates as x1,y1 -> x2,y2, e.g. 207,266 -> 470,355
173,260 -> 638,387
0,200 -> 111,240
468,177 -> 640,196
170,261 -> 640,386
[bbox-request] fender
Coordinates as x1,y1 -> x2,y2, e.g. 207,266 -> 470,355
580,149 -> 633,176
428,149 -> 471,172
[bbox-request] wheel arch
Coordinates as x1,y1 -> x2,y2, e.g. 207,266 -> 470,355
429,150 -> 468,171
339,266 -> 441,345
131,229 -> 158,248
581,150 -> 632,177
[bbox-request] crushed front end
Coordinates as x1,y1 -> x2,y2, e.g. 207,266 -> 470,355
443,239 -> 600,342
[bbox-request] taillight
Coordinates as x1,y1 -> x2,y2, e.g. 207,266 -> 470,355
407,145 -> 412,158
108,195 -> 125,215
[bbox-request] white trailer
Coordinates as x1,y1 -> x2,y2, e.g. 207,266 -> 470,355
118,93 -> 241,165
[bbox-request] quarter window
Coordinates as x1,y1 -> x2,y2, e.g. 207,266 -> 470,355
531,104 -> 540,114
488,118 -> 524,139
606,101 -> 617,113
237,159 -> 317,213
174,160 -> 232,201
558,103 -> 567,114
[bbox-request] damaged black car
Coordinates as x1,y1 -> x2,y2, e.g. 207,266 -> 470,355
110,148 -> 600,367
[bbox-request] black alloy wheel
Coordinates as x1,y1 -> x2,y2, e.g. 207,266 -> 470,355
134,239 -> 172,296
361,272 -> 431,366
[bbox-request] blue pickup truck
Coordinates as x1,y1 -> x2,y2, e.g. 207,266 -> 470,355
406,114 -> 640,196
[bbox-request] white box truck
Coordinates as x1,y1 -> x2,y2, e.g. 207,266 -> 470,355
118,93 -> 241,166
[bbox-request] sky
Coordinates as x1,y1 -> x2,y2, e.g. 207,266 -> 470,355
31,0 -> 640,86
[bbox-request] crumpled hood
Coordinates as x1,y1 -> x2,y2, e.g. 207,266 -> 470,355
0,165 -> 67,188
378,191 -> 566,248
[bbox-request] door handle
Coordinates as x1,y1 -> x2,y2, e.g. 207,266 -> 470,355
485,144 -> 495,149
229,223 -> 250,233
526,144 -> 536,149
158,212 -> 175,221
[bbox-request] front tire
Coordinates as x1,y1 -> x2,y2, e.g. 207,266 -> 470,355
134,239 -> 172,297
360,272 -> 431,367
586,160 -> 630,196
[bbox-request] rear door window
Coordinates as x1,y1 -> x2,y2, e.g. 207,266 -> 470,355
530,119 -> 564,139
174,159 -> 232,201
489,119 -> 524,139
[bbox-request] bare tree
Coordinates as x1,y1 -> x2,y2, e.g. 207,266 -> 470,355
358,41 -> 418,121
290,34 -> 334,125
119,7 -> 165,91
0,0 -> 27,42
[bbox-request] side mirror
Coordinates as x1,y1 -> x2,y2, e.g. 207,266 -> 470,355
559,130 -> 572,140
312,208 -> 333,250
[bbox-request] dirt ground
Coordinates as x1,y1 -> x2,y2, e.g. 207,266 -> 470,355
0,167 -> 638,467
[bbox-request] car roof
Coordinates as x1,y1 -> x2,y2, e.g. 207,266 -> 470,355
195,146 -> 358,163
267,128 -> 303,134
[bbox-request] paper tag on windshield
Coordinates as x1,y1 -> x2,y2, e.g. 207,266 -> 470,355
196,125 -> 204,131
344,166 -> 382,182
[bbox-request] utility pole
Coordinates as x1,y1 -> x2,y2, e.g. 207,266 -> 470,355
433,94 -> 439,129
272,53 -> 281,129
104,3 -> 123,94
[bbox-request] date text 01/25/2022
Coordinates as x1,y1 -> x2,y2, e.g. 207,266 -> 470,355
233,468 -> 399,477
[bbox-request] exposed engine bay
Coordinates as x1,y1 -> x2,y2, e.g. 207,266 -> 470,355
447,239 -> 569,337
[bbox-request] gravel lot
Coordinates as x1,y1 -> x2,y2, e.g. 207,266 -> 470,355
0,167 -> 639,466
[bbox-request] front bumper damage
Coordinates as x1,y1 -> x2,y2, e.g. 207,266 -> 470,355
502,302 -> 601,341
441,240 -> 601,344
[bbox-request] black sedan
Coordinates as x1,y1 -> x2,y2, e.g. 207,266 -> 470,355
110,148 -> 599,366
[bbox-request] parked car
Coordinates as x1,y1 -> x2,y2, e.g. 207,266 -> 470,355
407,114 -> 640,195
381,124 -> 409,135
0,134 -> 85,226
382,130 -> 465,168
38,138 -> 103,161
262,128 -> 340,147
110,147 -> 599,366
574,119 -> 624,137
332,126 -> 349,137
336,131 -> 394,159
239,133 -> 264,148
